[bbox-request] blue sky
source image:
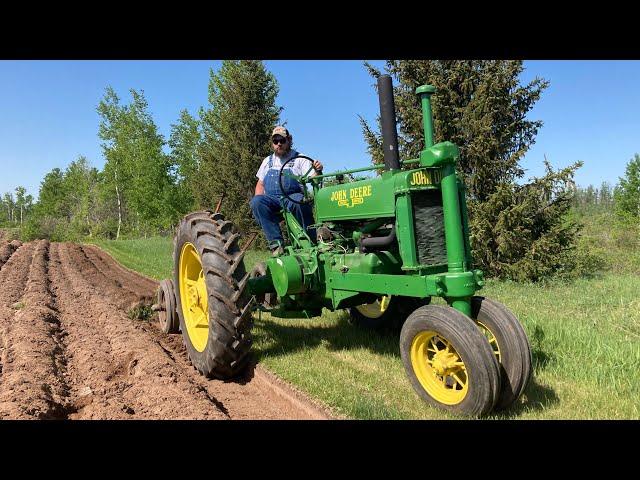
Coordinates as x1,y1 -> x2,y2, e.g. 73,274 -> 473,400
1,60 -> 638,199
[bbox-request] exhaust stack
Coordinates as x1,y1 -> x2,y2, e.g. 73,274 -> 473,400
377,74 -> 401,171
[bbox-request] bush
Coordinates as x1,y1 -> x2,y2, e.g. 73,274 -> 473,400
573,208 -> 640,275
469,162 -> 589,282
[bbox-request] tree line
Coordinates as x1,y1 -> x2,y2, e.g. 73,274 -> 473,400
8,60 -> 640,282
0,187 -> 34,228
20,60 -> 279,241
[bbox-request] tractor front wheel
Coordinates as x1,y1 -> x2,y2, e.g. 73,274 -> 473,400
400,305 -> 501,417
173,211 -> 254,379
471,296 -> 532,410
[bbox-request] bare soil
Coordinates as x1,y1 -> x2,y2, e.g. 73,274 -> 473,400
0,240 -> 334,420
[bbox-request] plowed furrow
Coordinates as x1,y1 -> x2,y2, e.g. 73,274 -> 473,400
81,244 -> 157,295
48,243 -> 134,419
133,320 -> 330,419
0,240 -> 22,272
60,243 -> 144,312
0,239 -> 333,420
84,243 -> 332,419
49,243 -> 228,419
0,241 -> 35,393
0,242 -> 35,307
0,240 -> 71,419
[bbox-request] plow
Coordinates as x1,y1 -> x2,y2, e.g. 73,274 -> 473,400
154,75 -> 532,417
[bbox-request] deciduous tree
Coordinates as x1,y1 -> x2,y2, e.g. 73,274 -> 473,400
168,109 -> 201,215
614,153 -> 640,219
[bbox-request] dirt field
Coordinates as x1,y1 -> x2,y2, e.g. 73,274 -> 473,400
0,240 -> 333,420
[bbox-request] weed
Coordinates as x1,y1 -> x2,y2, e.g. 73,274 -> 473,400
128,303 -> 153,321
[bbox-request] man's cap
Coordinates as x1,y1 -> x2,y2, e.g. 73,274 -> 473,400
271,126 -> 290,138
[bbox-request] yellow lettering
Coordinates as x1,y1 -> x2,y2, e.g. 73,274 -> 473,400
410,170 -> 436,186
331,190 -> 348,203
331,185 -> 372,208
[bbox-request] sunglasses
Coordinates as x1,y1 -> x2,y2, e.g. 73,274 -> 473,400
272,136 -> 287,145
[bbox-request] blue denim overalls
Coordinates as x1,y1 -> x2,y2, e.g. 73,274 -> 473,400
250,150 -> 316,248
263,150 -> 303,197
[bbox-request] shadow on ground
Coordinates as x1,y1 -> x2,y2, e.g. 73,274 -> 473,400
253,311 -> 560,418
492,378 -> 560,418
253,310 -> 400,359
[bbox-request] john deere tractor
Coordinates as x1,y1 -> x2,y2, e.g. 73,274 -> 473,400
156,75 -> 532,417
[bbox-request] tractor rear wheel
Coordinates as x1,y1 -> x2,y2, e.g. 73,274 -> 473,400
173,211 -> 254,379
349,296 -> 430,331
400,305 -> 501,417
471,296 -> 532,410
157,278 -> 180,334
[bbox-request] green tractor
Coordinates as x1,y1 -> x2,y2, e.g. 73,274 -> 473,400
157,75 -> 532,417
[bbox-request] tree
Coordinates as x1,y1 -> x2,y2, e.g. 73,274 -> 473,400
23,158 -> 99,241
37,168 -> 66,217
614,153 -> 640,219
362,61 -> 548,200
362,60 -> 585,281
197,61 -> 282,235
599,181 -> 613,209
15,186 -> 27,226
572,181 -> 616,215
471,161 -> 583,281
97,87 -> 127,239
2,192 -> 15,224
63,156 -> 99,236
168,109 -> 202,215
98,87 -> 175,238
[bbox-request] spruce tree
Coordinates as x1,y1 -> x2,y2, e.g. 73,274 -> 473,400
362,60 -> 585,281
196,61 -> 281,234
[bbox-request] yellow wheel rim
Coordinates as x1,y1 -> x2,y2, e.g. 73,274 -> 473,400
477,321 -> 501,363
355,295 -> 391,319
179,243 -> 209,352
410,331 -> 468,405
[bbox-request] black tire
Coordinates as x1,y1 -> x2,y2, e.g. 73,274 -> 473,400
157,278 -> 180,334
249,262 -> 277,308
400,305 -> 501,417
173,211 -> 254,379
471,296 -> 533,410
349,296 -> 430,331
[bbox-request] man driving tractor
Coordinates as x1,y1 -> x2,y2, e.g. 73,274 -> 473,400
250,126 -> 323,255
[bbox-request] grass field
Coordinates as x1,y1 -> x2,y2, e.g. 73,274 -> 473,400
90,221 -> 640,419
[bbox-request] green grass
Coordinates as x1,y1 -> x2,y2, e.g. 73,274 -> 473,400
89,236 -> 267,281
90,235 -> 640,419
90,237 -> 174,280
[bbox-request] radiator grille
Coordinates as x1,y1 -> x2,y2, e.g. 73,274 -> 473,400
412,191 -> 447,266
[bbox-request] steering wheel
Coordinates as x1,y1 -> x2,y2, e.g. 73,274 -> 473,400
278,155 -> 319,205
